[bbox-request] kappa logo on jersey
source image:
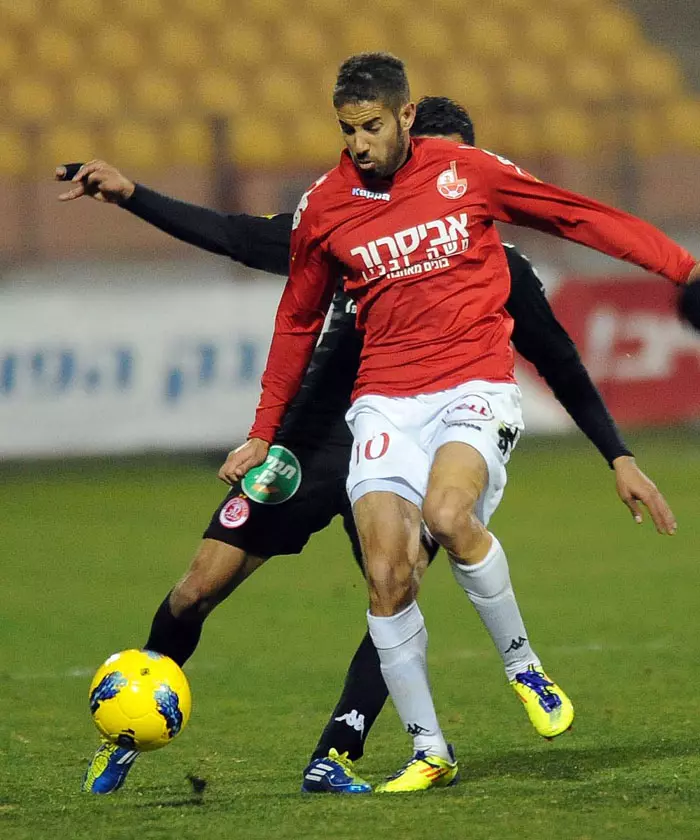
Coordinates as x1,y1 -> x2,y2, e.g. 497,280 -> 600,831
349,213 -> 469,282
351,186 -> 391,202
437,160 -> 468,200
219,496 -> 250,529
242,445 -> 302,505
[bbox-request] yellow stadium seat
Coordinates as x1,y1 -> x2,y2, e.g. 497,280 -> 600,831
301,0 -> 347,22
41,125 -> 97,167
116,0 -> 164,23
69,74 -> 122,120
217,22 -> 270,69
399,17 -> 453,60
33,27 -> 81,75
132,72 -> 183,118
583,5 -> 642,58
502,60 -> 554,106
499,111 -> 540,159
441,63 -> 492,115
279,19 -> 331,66
626,108 -> 664,157
522,16 -> 574,59
109,122 -> 164,171
291,113 -> 343,168
156,24 -> 207,70
8,77 -> 57,122
0,32 -> 19,78
0,129 -> 30,175
542,105 -> 595,156
91,25 -> 144,73
195,69 -> 246,115
241,0 -> 288,24
169,120 -> 214,166
229,114 -> 288,167
666,99 -> 700,152
53,0 -> 105,27
339,18 -> 394,56
177,0 -> 227,23
624,49 -> 682,103
461,13 -> 513,62
0,0 -> 40,28
563,55 -> 617,103
257,68 -> 309,115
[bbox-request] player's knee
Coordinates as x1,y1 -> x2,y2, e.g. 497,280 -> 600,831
365,555 -> 415,615
423,487 -> 479,549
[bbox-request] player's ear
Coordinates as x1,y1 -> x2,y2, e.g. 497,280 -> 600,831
399,102 -> 416,132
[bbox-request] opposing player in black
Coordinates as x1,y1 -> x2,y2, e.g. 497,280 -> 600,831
61,97 -> 676,795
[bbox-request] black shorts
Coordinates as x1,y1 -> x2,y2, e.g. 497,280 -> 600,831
203,441 -> 358,560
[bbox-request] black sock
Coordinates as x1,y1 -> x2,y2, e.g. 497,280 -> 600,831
144,593 -> 204,667
309,631 -> 388,763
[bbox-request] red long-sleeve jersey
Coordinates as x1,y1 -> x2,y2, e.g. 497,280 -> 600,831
250,138 -> 695,443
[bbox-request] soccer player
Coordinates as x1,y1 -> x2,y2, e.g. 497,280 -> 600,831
61,97 -> 678,795
219,54 -> 698,792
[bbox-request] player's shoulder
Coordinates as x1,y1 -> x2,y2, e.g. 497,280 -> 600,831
291,164 -> 345,234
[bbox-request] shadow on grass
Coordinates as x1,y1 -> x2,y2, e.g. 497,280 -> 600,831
466,738 -> 700,781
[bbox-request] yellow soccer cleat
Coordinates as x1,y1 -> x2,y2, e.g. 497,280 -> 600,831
375,745 -> 459,793
510,665 -> 574,739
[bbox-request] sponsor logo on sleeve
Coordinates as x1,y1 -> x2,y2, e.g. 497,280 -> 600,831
241,445 -> 302,505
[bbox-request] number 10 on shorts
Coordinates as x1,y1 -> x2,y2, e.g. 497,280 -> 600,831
354,432 -> 391,464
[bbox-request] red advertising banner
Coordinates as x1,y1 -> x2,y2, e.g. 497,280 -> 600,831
549,276 -> 700,425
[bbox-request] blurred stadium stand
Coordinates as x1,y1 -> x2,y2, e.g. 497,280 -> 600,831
0,0 -> 699,261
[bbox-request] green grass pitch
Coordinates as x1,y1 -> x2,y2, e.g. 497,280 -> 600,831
1,431 -> 699,839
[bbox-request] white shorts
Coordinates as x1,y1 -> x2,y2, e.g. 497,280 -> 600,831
345,380 -> 524,527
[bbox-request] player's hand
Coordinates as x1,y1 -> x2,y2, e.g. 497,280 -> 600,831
687,261 -> 700,284
612,455 -> 677,535
218,438 -> 269,485
56,160 -> 135,204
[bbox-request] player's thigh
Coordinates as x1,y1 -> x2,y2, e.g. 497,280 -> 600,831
428,382 -> 523,527
345,397 -> 430,510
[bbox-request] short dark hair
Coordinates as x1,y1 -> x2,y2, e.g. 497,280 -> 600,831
333,52 -> 410,114
412,96 -> 475,146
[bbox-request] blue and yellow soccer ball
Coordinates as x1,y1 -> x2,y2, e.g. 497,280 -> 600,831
88,649 -> 192,752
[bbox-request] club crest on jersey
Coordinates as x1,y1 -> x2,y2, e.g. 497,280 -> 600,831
219,496 -> 250,529
351,186 -> 391,202
437,161 -> 467,200
242,445 -> 302,505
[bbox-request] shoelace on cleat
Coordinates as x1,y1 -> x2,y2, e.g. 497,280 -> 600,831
516,670 -> 562,712
385,751 -> 433,781
329,750 -> 357,776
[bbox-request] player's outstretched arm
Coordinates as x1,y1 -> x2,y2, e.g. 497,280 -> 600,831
504,245 -> 676,534
55,161 -> 292,275
475,149 -> 698,285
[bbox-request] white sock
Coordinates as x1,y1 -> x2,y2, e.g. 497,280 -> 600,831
367,601 -> 450,760
450,533 -> 540,681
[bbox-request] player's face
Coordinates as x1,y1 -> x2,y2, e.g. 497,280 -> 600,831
337,100 -> 416,180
